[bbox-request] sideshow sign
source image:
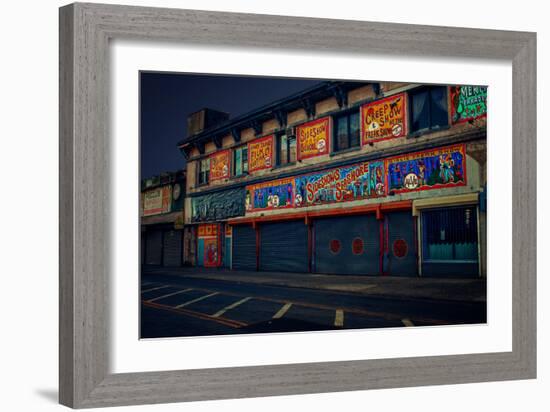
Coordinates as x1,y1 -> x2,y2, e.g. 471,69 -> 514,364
245,177 -> 295,212
296,117 -> 331,160
209,149 -> 231,181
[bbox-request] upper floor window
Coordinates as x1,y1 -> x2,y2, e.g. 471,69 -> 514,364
277,133 -> 296,166
334,110 -> 360,152
197,158 -> 210,185
233,146 -> 248,177
409,86 -> 448,133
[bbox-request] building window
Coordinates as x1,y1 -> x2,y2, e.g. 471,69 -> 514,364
277,133 -> 296,166
409,86 -> 449,133
233,146 -> 248,177
333,110 -> 360,152
422,206 -> 478,262
197,158 -> 210,185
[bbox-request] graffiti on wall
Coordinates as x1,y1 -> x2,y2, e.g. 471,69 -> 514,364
248,135 -> 273,172
296,117 -> 331,160
386,144 -> 467,194
361,93 -> 407,144
142,186 -> 172,216
294,161 -> 386,207
450,85 -> 487,124
209,150 -> 231,181
191,187 -> 246,222
245,177 -> 295,212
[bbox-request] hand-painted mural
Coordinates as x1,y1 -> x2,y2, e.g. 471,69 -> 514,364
142,186 -> 172,216
386,144 -> 466,194
450,85 -> 487,124
245,177 -> 295,212
361,93 -> 407,144
296,117 -> 331,160
191,187 -> 246,222
209,150 -> 231,181
294,161 -> 386,207
197,224 -> 221,267
248,135 -> 273,172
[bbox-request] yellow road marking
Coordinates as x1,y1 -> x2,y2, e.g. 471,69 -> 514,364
141,285 -> 170,294
334,309 -> 344,327
402,318 -> 414,327
174,292 -> 219,309
147,288 -> 193,303
273,302 -> 292,319
212,297 -> 251,318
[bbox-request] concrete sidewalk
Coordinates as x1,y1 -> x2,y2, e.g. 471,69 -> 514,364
143,266 -> 486,303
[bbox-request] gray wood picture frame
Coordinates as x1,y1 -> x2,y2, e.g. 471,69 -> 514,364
59,2 -> 536,409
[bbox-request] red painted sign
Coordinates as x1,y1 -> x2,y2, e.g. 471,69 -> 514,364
248,135 -> 274,173
361,93 -> 407,144
296,117 -> 331,160
209,150 -> 231,181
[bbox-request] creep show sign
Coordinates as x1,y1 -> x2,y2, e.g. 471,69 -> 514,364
294,161 -> 386,207
361,93 -> 407,144
386,144 -> 467,194
450,85 -> 488,124
248,135 -> 273,172
209,150 -> 231,181
296,117 -> 330,160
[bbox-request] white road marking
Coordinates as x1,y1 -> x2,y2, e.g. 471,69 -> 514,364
174,292 -> 219,309
402,318 -> 414,327
141,285 -> 170,294
212,297 -> 251,318
272,302 -> 292,319
141,282 -> 154,287
147,288 -> 193,303
334,309 -> 344,327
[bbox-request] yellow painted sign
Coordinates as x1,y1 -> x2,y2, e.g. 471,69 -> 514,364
143,186 -> 172,216
361,93 -> 407,144
296,117 -> 330,160
209,150 -> 231,181
248,135 -> 273,172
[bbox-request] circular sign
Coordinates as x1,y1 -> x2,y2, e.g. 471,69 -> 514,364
317,139 -> 326,152
392,123 -> 403,136
352,237 -> 364,255
403,173 -> 419,190
172,183 -> 181,200
329,239 -> 341,254
393,239 -> 408,258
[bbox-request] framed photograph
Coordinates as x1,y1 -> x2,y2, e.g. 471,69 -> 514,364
59,2 -> 536,408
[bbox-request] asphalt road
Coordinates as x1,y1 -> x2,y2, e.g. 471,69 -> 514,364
140,273 -> 486,338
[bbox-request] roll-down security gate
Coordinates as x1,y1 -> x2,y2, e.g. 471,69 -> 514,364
383,211 -> 417,276
232,225 -> 257,271
313,215 -> 380,275
259,221 -> 308,273
162,229 -> 182,267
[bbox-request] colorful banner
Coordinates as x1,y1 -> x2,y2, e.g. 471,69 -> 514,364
296,117 -> 330,160
294,161 -> 386,207
209,149 -> 231,181
386,144 -> 467,194
361,93 -> 407,144
248,135 -> 273,172
142,186 -> 172,216
198,223 -> 218,237
203,238 -> 220,267
245,177 -> 295,212
450,85 -> 487,124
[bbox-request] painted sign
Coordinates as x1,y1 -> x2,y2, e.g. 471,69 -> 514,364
142,186 -> 172,216
361,93 -> 407,144
296,117 -> 331,160
294,161 -> 386,207
209,150 -> 231,181
248,135 -> 273,173
191,187 -> 246,223
386,144 -> 467,194
245,177 -> 295,212
450,85 -> 487,124
198,223 -> 221,267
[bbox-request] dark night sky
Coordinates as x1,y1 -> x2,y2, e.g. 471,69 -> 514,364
140,73 -> 322,179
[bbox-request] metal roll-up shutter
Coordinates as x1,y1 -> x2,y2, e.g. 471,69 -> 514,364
232,225 -> 256,271
163,229 -> 183,267
145,229 -> 162,266
314,215 -> 380,275
260,221 -> 308,273
385,211 -> 417,276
